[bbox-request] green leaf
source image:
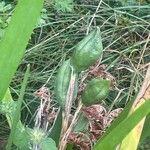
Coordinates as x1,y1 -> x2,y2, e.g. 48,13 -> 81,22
0,0 -> 44,101
0,100 -> 17,127
13,126 -> 30,149
66,143 -> 74,150
93,100 -> 150,150
73,113 -> 89,132
1,88 -> 13,103
49,108 -> 62,146
140,114 -> 150,141
41,138 -> 57,150
1,89 -> 14,127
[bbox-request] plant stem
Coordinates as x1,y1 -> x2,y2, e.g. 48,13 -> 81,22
59,102 -> 83,150
59,66 -> 77,150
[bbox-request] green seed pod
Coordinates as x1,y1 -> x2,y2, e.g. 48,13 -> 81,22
55,60 -> 78,109
71,27 -> 103,72
81,78 -> 110,106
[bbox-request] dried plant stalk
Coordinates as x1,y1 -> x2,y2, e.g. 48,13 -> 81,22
59,67 -> 77,150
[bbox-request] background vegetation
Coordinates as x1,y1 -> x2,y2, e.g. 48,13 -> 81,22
0,0 -> 149,149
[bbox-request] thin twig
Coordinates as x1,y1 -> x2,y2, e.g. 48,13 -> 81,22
108,88 -> 124,114
137,33 -> 150,70
86,0 -> 103,34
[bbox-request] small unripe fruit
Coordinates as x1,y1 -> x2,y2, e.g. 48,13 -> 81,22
72,27 -> 103,72
81,78 -> 110,106
55,60 -> 78,109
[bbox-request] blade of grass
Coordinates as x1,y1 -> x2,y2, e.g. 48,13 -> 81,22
6,65 -> 30,150
119,66 -> 150,150
92,99 -> 150,150
0,0 -> 44,100
49,108 -> 62,146
140,114 -> 150,141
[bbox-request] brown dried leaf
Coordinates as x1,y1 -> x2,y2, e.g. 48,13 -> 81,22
82,104 -> 107,121
68,132 -> 91,150
104,108 -> 123,127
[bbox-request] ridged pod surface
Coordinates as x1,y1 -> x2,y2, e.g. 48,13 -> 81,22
55,60 -> 78,109
72,27 -> 103,72
82,78 -> 110,106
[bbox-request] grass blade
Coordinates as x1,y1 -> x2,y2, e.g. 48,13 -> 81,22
6,65 -> 30,150
119,66 -> 150,150
49,108 -> 62,146
0,0 -> 44,100
141,114 -> 150,141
